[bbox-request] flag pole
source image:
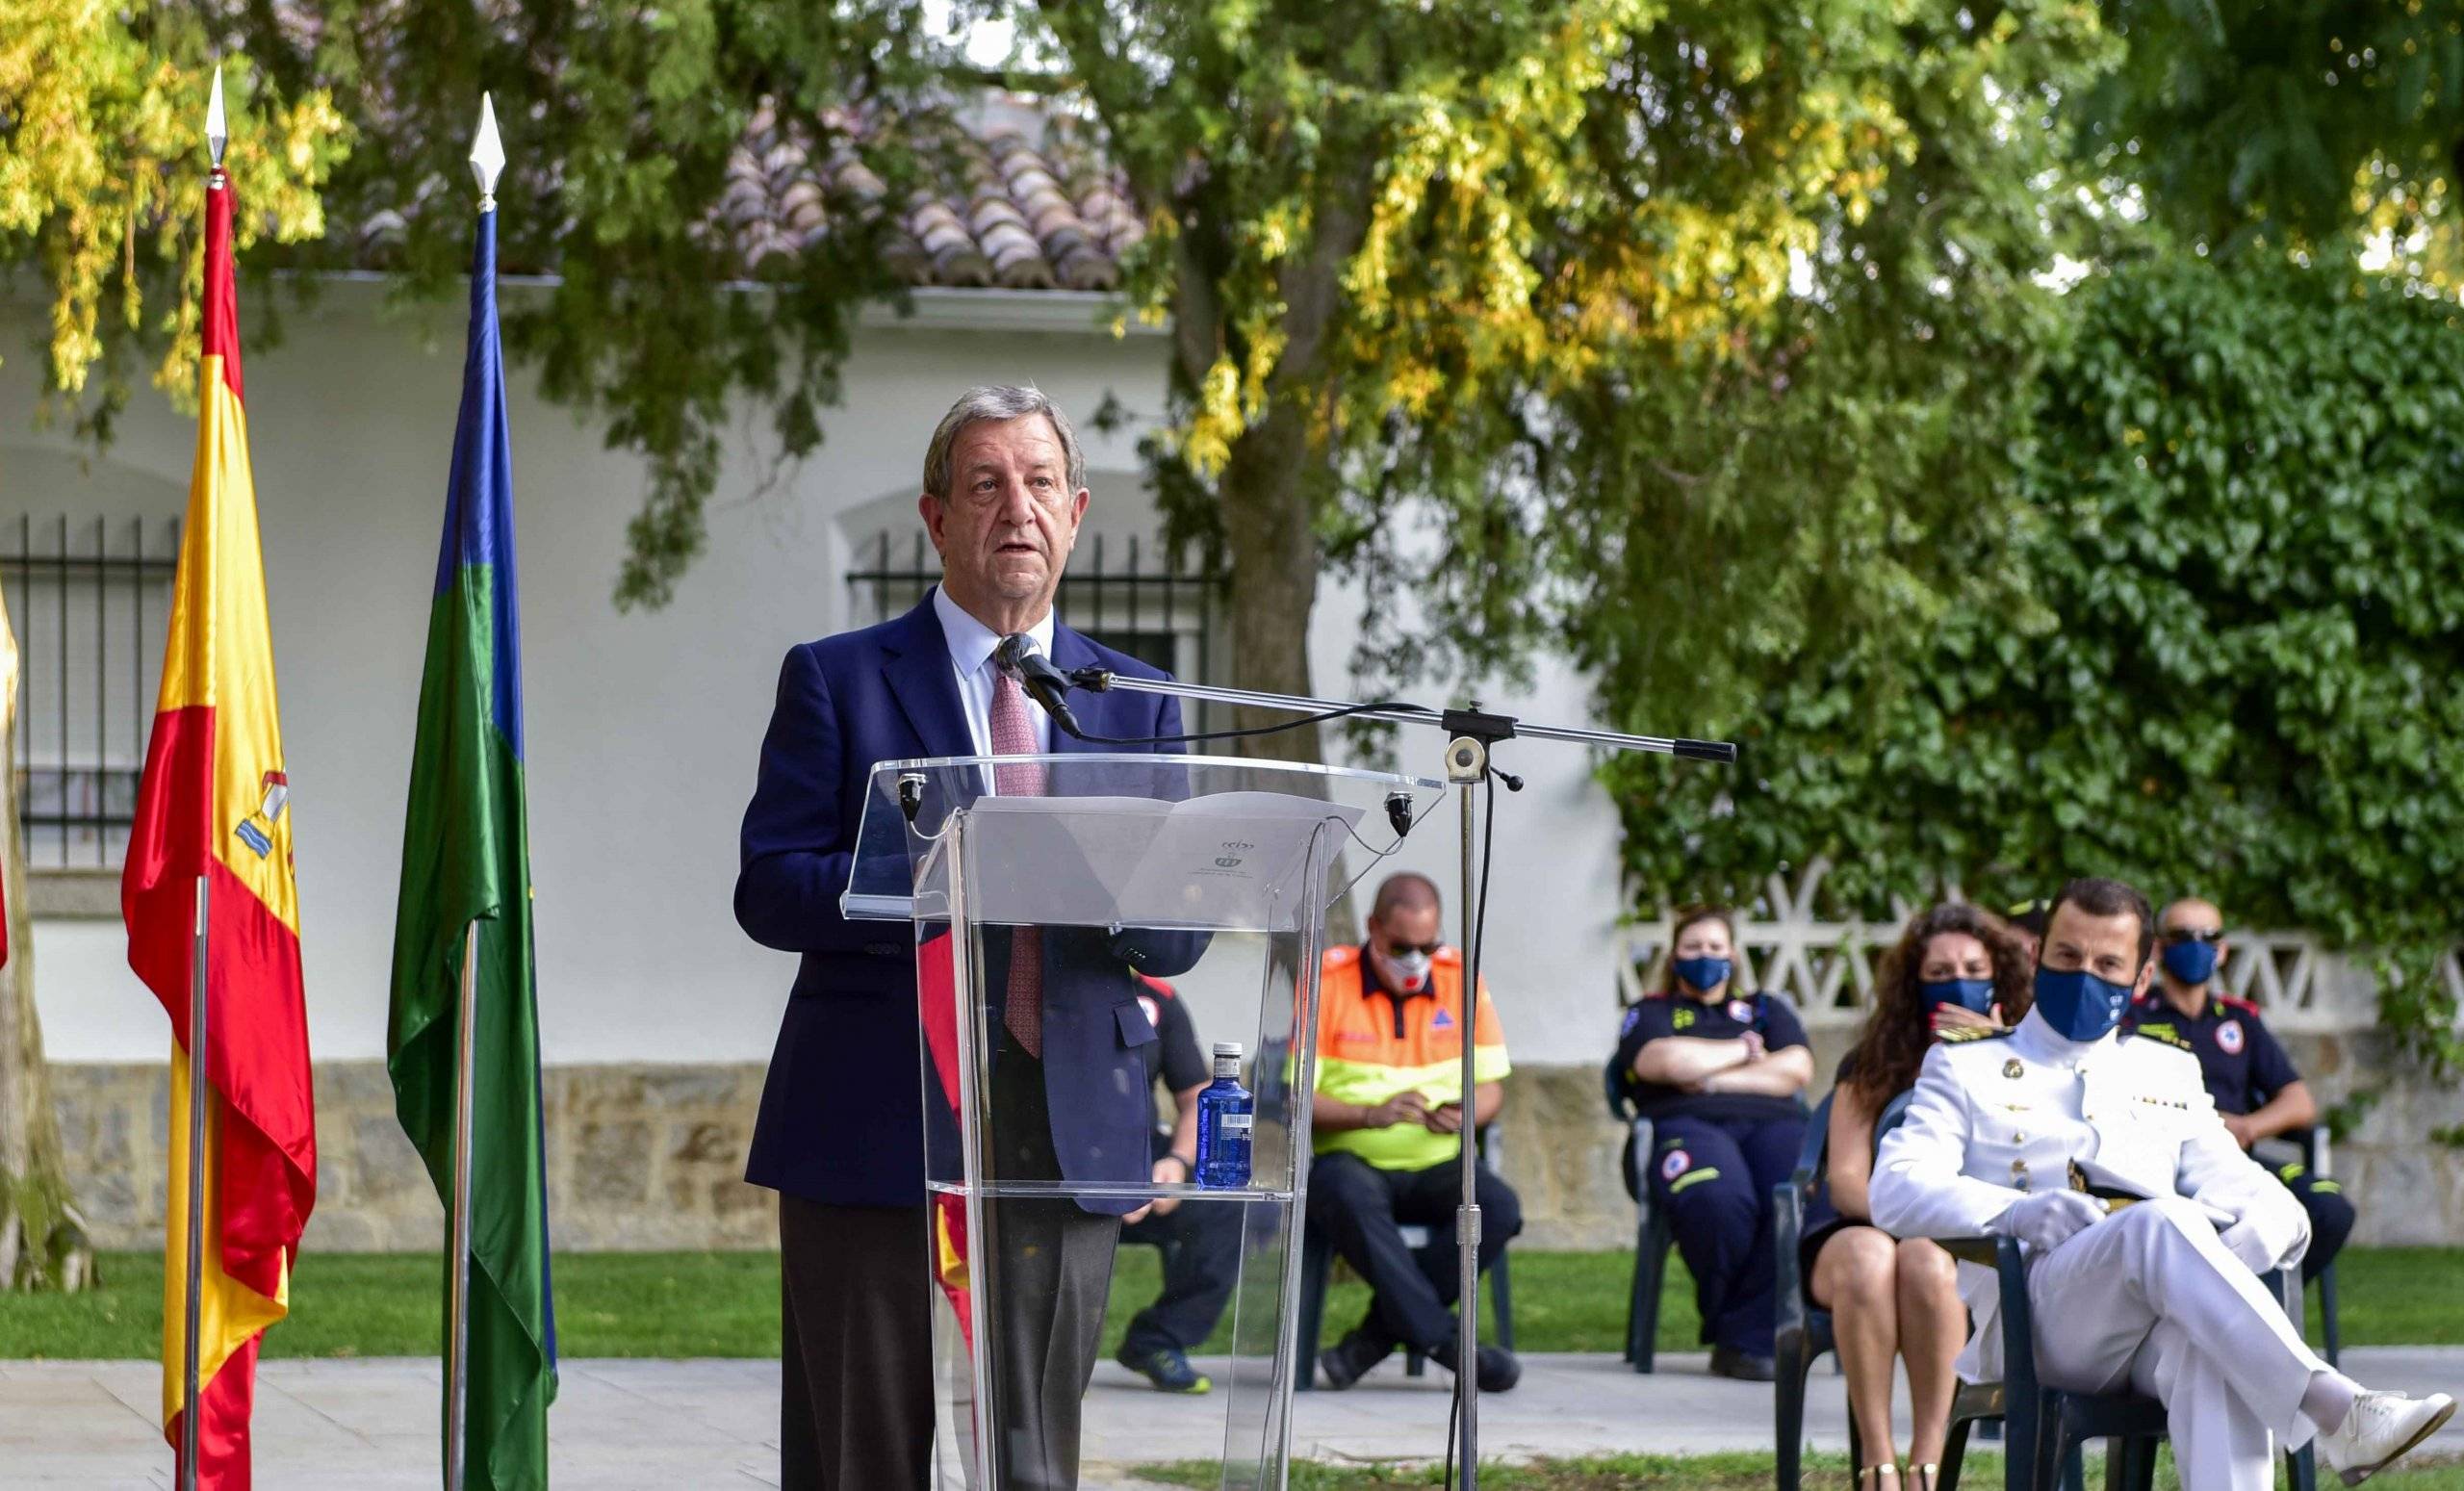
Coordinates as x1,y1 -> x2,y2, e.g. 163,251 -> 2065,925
178,70 -> 228,1491
444,98 -> 503,1491
445,917 -> 479,1491
180,872 -> 211,1491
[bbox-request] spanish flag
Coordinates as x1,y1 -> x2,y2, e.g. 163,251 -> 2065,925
121,159 -> 317,1491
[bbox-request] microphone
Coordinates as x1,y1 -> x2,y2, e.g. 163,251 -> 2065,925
993,633 -> 1087,739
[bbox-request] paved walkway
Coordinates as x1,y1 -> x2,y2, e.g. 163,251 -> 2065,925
7,1349 -> 2459,1487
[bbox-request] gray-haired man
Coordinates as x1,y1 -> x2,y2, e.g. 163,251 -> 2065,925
736,386 -> 1197,1488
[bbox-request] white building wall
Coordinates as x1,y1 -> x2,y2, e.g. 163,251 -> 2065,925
1,280 -> 1632,1073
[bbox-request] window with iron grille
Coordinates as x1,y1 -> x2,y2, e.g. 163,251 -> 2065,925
846,529 -> 1225,733
5,516 -> 181,869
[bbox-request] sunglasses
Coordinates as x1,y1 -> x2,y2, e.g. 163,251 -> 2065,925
2161,927 -> 2224,945
1381,938 -> 1444,958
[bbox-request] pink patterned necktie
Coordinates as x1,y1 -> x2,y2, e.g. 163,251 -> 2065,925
990,670 -> 1047,1057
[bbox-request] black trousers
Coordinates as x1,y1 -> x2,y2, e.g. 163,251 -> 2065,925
2277,1163 -> 2358,1283
779,1195 -> 934,1491
1647,1111 -> 1802,1357
1118,1192 -> 1244,1356
1307,1150 -> 1521,1354
985,1042 -> 1121,1491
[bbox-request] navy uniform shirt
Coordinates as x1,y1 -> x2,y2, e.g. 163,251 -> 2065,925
1137,979 -> 1210,1161
2121,990 -> 2301,1118
1612,990 -> 1810,1123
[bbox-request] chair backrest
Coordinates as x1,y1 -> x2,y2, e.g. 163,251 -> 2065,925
1790,1090 -> 1835,1198
1602,1037 -> 1636,1123
1874,1088 -> 1916,1159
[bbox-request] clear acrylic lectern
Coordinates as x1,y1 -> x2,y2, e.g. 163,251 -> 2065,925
846,755 -> 1444,1491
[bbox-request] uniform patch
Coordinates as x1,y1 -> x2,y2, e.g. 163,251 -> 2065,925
2217,1019 -> 2245,1055
1621,1006 -> 1642,1036
1138,994 -> 1161,1031
1673,1007 -> 1697,1031
1728,999 -> 1754,1023
1431,1008 -> 1456,1031
1661,1148 -> 1691,1181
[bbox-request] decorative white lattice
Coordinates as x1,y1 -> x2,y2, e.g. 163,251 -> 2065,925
1612,859 -> 2433,1034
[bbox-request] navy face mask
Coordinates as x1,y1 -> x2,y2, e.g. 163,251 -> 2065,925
2032,964 -> 2135,1041
1673,955 -> 1732,994
1919,978 -> 1996,1015
2161,938 -> 2220,987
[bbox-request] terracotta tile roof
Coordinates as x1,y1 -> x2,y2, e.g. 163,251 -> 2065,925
347,93 -> 1143,292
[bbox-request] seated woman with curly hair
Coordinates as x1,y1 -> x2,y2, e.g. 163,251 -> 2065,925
1802,903 -> 2032,1490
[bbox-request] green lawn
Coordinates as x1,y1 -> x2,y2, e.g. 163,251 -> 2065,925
1,1247 -> 2455,1361
1136,1452 -> 2464,1489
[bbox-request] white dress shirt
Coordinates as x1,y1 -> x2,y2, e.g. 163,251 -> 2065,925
933,584 -> 1056,766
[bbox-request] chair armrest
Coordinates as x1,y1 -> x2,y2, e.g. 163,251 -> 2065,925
1773,1178 -> 1809,1338
1936,1235 -> 2000,1267
2302,1122 -> 2330,1179
1993,1236 -> 2038,1399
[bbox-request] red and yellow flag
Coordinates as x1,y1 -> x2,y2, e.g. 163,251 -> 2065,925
121,164 -> 317,1491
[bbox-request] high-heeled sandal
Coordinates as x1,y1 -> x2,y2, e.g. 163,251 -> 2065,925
1909,1464 -> 1940,1491
1858,1466 -> 1901,1489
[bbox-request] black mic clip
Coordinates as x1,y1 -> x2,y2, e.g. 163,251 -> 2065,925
1384,790 -> 1415,838
993,633 -> 1087,739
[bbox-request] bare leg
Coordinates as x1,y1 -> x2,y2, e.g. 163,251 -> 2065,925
1895,1237 -> 1964,1471
1812,1225 -> 1903,1468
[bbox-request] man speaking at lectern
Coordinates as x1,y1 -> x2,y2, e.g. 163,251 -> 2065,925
735,386 -> 1199,1490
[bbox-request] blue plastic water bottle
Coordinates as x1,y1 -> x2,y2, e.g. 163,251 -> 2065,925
1194,1042 -> 1254,1190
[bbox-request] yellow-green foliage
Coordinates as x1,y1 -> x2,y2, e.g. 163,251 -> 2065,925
0,3 -> 346,418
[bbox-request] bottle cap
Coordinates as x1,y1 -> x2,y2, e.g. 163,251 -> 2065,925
1212,1041 -> 1243,1059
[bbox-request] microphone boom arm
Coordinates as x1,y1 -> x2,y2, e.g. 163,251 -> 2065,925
1065,665 -> 1737,763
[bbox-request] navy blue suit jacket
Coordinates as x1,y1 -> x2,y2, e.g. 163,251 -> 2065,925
735,591 -> 1197,1210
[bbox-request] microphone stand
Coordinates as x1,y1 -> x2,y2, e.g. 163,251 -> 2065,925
1054,662 -> 1736,1490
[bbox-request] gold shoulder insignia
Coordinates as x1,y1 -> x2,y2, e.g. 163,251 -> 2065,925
1938,1025 -> 2015,1044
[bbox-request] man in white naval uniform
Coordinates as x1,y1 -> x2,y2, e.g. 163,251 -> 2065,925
1872,878 -> 2451,1488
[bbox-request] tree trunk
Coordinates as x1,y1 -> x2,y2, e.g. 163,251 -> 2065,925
1218,396 -> 1328,764
0,599 -> 94,1292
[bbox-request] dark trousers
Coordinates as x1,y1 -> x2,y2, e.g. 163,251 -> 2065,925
1118,1194 -> 1244,1356
1307,1149 -> 1522,1354
779,1195 -> 934,1491
985,1042 -> 1121,1491
1648,1111 -> 1803,1357
2278,1163 -> 2357,1283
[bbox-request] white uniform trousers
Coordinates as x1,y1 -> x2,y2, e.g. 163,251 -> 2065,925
2029,1196 -> 2326,1491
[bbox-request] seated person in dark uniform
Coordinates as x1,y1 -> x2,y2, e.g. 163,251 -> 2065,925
1113,976 -> 1244,1393
1611,903 -> 1813,1381
1800,903 -> 2032,1491
2122,895 -> 2357,1283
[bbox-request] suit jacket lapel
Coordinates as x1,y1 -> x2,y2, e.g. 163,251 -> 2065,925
879,592 -> 974,758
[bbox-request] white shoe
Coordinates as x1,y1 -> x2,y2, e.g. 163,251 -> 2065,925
2317,1390 -> 2456,1485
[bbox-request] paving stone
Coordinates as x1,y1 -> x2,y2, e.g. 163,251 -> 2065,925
8,1350 -> 2457,1485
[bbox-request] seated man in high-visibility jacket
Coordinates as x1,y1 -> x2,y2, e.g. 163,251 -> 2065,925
1308,872 -> 1522,1393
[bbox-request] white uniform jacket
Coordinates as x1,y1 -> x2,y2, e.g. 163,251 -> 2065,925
1868,1009 -> 2309,1380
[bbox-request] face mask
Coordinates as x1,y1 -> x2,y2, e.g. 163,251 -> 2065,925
2161,939 -> 2220,987
1388,949 -> 1433,991
1673,955 -> 1732,994
2032,965 -> 2134,1041
1919,978 -> 1996,1015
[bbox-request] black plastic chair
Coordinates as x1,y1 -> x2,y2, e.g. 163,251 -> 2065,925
1989,1232 -> 2317,1491
2295,1124 -> 2343,1368
1604,1063 -> 1677,1371
1781,1091 -> 2004,1491
1772,1092 -> 1839,1491
1293,1129 -> 1515,1391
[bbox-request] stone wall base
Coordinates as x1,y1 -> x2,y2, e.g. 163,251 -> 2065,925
47,1031 -> 2462,1252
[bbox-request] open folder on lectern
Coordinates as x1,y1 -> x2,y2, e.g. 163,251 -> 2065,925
940,790 -> 1364,932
